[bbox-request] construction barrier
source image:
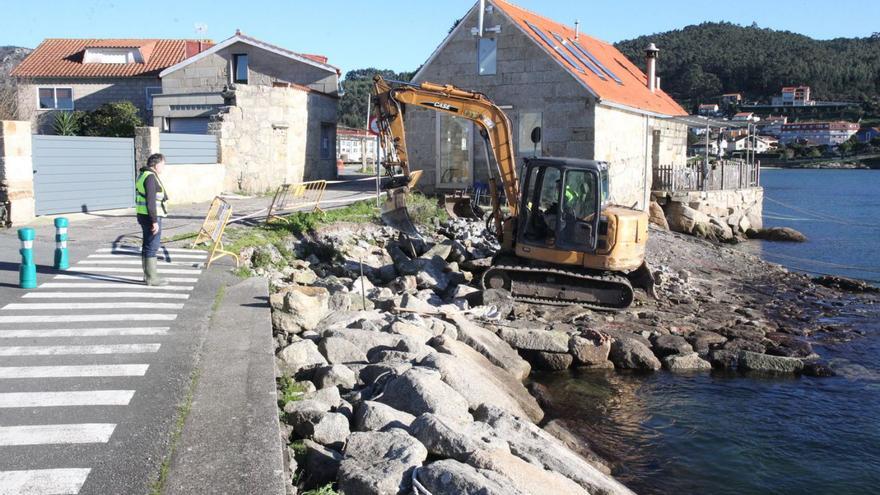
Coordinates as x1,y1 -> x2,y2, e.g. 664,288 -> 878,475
265,180 -> 328,223
193,197 -> 240,268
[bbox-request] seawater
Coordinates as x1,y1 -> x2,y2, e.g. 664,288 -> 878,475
532,169 -> 880,494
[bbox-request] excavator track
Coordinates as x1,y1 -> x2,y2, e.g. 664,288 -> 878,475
481,257 -> 634,311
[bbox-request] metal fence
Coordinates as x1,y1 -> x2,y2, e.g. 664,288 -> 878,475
653,159 -> 760,192
159,133 -> 218,165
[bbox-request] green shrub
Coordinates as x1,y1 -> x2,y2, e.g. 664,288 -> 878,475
301,484 -> 340,495
52,111 -> 85,136
81,101 -> 144,137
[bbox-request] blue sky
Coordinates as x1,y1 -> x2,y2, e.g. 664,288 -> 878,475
2,0 -> 878,74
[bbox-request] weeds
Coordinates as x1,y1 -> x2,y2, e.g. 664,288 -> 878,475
301,484 -> 340,495
277,375 -> 308,407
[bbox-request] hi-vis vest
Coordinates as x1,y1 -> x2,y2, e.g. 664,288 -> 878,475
135,170 -> 168,217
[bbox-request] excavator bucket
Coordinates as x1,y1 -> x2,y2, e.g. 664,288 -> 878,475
380,187 -> 422,239
439,192 -> 485,220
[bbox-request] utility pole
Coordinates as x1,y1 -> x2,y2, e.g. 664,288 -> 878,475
363,92 -> 371,172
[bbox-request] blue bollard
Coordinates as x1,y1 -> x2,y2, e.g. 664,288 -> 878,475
18,227 -> 36,289
54,217 -> 69,270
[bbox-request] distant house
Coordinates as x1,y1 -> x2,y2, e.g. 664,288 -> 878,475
721,93 -> 742,106
11,38 -> 212,133
855,127 -> 880,144
403,0 -> 688,209
698,104 -> 720,116
726,135 -> 776,154
337,126 -> 379,163
771,86 -> 814,107
779,121 -> 859,146
756,115 -> 787,137
732,112 -> 760,123
690,136 -> 727,157
153,31 -> 341,190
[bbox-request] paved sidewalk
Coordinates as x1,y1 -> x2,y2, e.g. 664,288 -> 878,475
164,277 -> 284,495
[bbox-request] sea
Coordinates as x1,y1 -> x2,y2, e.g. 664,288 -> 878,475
532,169 -> 880,495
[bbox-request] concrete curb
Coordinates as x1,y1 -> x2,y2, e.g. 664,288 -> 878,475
164,277 -> 286,495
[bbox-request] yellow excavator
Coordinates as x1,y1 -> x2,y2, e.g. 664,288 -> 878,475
372,75 -> 654,310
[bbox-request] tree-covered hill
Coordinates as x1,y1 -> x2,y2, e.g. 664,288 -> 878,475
338,68 -> 415,129
615,23 -> 880,114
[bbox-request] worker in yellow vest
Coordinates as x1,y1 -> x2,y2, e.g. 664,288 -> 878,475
135,153 -> 169,286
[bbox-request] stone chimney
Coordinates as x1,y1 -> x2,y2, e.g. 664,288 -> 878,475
646,43 -> 659,93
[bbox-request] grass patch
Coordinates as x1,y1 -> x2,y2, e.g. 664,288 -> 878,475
277,375 -> 308,408
302,484 -> 340,495
211,285 -> 226,312
162,230 -> 198,243
149,365 -> 201,495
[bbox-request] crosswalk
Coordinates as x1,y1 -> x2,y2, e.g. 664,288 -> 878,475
0,245 -> 207,495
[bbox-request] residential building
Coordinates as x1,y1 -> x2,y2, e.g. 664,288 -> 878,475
779,121 -> 859,146
855,127 -> 880,144
403,0 -> 688,210
721,93 -> 742,106
756,115 -> 787,137
771,86 -> 814,107
153,31 -> 341,191
690,136 -> 727,158
726,135 -> 776,154
11,38 -> 211,133
698,104 -> 719,116
337,126 -> 379,163
732,112 -> 760,123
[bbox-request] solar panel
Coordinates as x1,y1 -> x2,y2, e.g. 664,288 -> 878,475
571,41 -> 623,85
552,33 -> 606,81
525,22 -> 585,74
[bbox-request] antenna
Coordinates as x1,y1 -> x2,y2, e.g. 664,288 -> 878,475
194,23 -> 208,37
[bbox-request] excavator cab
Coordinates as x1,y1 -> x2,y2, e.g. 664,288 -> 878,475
518,158 -> 605,254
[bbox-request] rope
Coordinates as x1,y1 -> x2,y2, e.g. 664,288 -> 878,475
411,467 -> 434,495
764,196 -> 880,229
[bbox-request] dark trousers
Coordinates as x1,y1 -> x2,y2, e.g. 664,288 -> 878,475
137,215 -> 162,258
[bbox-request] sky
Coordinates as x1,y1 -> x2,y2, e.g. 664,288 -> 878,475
2,0 -> 878,74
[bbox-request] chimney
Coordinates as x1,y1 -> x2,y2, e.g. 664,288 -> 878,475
655,77 -> 661,90
645,43 -> 659,93
575,20 -> 580,40
478,0 -> 486,37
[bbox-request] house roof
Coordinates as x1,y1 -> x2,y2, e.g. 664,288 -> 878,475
159,32 -> 339,78
11,38 -> 212,78
491,0 -> 687,116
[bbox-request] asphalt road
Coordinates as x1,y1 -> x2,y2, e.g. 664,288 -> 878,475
0,223 -> 227,494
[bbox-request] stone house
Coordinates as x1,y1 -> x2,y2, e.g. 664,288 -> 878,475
11,38 -> 211,132
153,32 -> 341,192
404,0 -> 688,209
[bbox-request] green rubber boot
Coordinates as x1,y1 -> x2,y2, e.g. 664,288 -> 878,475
145,257 -> 168,286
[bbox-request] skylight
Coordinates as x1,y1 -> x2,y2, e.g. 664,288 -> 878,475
552,33 -> 606,80
570,41 -> 623,84
525,22 -> 585,74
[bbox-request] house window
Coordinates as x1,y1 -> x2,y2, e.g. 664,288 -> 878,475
145,87 -> 162,111
437,113 -> 473,187
518,112 -> 542,157
37,87 -> 74,110
233,54 -> 248,83
478,37 -> 497,75
320,123 -> 334,159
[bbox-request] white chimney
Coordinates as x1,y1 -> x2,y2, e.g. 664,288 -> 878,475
645,43 -> 659,93
575,20 -> 580,40
478,0 -> 486,37
655,77 -> 661,90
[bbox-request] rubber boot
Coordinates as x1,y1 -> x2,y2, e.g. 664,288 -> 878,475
145,257 -> 168,286
141,256 -> 148,283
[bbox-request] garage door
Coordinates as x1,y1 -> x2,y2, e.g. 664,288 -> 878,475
168,118 -> 209,134
32,135 -> 135,215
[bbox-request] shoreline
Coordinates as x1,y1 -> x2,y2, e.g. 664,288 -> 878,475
241,210 -> 877,494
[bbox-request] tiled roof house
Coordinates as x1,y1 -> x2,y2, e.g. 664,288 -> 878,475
12,38 -> 212,131
404,0 -> 689,209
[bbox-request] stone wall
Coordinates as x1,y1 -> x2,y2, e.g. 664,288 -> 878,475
17,77 -> 160,133
405,3 -> 596,194
160,41 -> 338,95
654,187 -> 764,239
0,120 -> 35,225
210,85 -> 337,193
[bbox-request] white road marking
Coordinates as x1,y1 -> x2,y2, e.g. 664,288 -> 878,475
23,292 -> 189,300
3,302 -> 185,310
0,344 -> 161,356
0,364 -> 149,379
40,283 -> 194,291
0,424 -> 115,446
78,260 -> 202,267
0,468 -> 91,495
88,253 -> 207,259
0,314 -> 177,324
0,390 -> 135,408
69,267 -> 201,275
54,274 -> 199,283
97,247 -> 205,254
0,327 -> 169,338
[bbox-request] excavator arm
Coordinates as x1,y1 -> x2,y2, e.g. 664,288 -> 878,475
372,76 -> 520,216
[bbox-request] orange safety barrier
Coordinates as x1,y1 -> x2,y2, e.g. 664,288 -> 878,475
265,180 -> 328,223
192,196 -> 239,268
